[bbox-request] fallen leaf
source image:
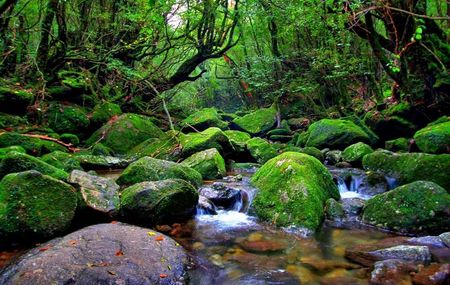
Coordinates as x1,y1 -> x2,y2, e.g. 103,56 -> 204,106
115,250 -> 124,256
111,221 -> 118,224
155,236 -> 164,242
107,270 -> 117,276
69,240 -> 77,246
159,274 -> 168,278
147,231 -> 156,236
39,246 -> 51,252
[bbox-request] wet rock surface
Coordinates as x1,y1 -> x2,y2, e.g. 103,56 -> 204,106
198,182 -> 243,209
0,223 -> 189,285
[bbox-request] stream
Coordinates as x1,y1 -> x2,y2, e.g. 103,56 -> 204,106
172,167 -> 394,284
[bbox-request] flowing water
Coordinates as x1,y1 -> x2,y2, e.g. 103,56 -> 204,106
174,168 -> 394,285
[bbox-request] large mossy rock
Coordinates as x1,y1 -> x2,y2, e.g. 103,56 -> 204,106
0,151 -> 68,180
251,152 -> 340,231
0,132 -> 66,156
0,170 -> 77,240
0,86 -> 34,115
362,151 -> 450,190
181,107 -> 228,132
86,113 -> 165,154
0,112 -> 27,129
121,179 -> 198,226
224,130 -> 251,153
129,135 -> 180,161
181,148 -> 226,180
0,223 -> 189,285
231,106 -> 277,136
179,127 -> 232,158
413,121 -> 450,154
40,151 -> 83,172
45,103 -> 90,134
246,137 -> 278,164
90,102 -> 122,127
342,142 -> 374,163
305,119 -> 371,149
116,157 -> 202,187
385,137 -> 410,152
0,145 -> 25,159
362,181 -> 450,233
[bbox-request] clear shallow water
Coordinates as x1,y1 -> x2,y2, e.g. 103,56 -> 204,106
176,170 -> 392,285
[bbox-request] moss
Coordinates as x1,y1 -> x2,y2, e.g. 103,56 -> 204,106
0,132 -> 67,156
116,157 -> 202,187
413,121 -> 450,154
306,119 -> 370,149
0,151 -> 68,180
86,113 -> 165,154
181,148 -> 226,180
91,143 -> 114,156
362,151 -> 450,190
0,145 -> 26,159
299,147 -> 324,162
40,151 -> 83,172
59,133 -> 80,146
0,86 -> 34,114
232,106 -> 277,136
74,154 -> 130,170
219,112 -> 238,122
45,103 -> 90,134
383,102 -> 411,117
0,112 -> 27,129
121,179 -> 198,226
269,135 -> 293,143
324,198 -> 345,221
0,170 -> 77,239
224,130 -> 251,152
251,152 -> 339,231
246,137 -> 278,164
362,181 -> 450,233
267,129 -> 291,136
342,142 -> 374,163
57,70 -> 88,89
427,116 -> 449,127
341,115 -> 379,146
181,108 -> 228,132
363,111 -> 415,141
91,102 -> 122,127
179,127 -> 232,158
295,131 -> 310,147
130,136 -> 180,161
385,138 -> 410,152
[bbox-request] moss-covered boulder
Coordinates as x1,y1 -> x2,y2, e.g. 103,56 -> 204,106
0,132 -> 67,156
86,113 -> 165,154
299,147 -> 324,162
91,102 -> 122,127
0,151 -> 68,180
362,151 -> 450,190
295,131 -> 310,147
385,138 -> 410,152
224,130 -> 251,153
130,136 -> 180,161
45,103 -> 90,134
0,170 -> 77,240
40,151 -> 83,172
179,127 -> 232,158
0,112 -> 27,129
324,198 -> 345,221
59,133 -> 80,146
91,143 -> 114,156
231,106 -> 277,136
305,119 -> 371,149
246,137 -> 278,164
414,121 -> 450,154
121,179 -> 198,226
342,142 -> 374,163
251,152 -> 339,231
181,108 -> 228,132
0,86 -> 34,115
181,148 -> 226,180
116,157 -> 202,187
362,181 -> 450,233
68,170 -> 120,215
0,145 -> 25,159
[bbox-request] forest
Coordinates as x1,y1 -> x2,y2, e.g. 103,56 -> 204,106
0,0 -> 449,284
